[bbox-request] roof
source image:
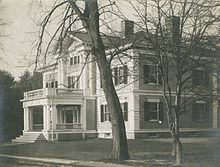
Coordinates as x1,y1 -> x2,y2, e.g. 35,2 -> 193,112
68,31 -> 151,50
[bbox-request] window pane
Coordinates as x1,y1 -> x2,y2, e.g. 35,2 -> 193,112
143,65 -> 150,84
144,102 -> 158,121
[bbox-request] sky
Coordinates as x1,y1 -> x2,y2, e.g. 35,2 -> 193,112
0,0 -> 135,79
0,0 -> 35,79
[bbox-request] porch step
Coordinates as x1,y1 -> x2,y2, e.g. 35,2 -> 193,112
12,133 -> 47,143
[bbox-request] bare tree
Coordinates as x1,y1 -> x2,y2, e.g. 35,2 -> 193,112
35,0 -> 129,160
0,0 -> 7,51
129,0 -> 220,164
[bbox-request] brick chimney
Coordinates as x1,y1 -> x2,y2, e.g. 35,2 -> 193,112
121,20 -> 134,38
165,16 -> 180,43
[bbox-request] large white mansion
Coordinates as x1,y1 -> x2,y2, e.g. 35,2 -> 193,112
13,20 -> 220,142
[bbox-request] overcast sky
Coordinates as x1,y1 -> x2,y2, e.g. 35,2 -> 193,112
0,0 -> 33,78
0,0 -> 135,79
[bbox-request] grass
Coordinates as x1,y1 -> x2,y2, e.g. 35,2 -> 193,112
0,138 -> 220,166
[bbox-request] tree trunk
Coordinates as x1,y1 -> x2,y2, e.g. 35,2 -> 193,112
171,134 -> 176,156
174,111 -> 182,164
176,138 -> 182,164
82,0 -> 129,160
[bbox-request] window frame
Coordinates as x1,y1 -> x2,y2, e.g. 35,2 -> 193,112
192,102 -> 208,121
112,65 -> 128,86
143,64 -> 162,85
100,102 -> 128,122
192,68 -> 208,87
144,101 -> 163,122
70,57 -> 73,66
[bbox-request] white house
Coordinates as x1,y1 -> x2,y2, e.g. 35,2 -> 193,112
13,20 -> 220,142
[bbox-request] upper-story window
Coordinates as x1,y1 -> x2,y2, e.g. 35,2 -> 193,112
46,81 -> 58,88
74,56 -> 80,64
70,57 -> 73,66
70,56 -> 80,66
68,76 -> 80,89
192,68 -> 209,87
144,101 -> 163,121
100,105 -> 110,122
143,64 -> 162,85
112,65 -> 128,86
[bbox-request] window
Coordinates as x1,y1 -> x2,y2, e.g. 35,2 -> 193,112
70,57 -> 73,66
100,103 -> 128,122
144,102 -> 163,121
100,105 -> 110,122
193,103 -> 209,121
68,76 -> 80,89
143,65 -> 162,84
74,56 -> 80,64
112,65 -> 128,86
192,69 -> 209,87
55,81 -> 58,88
46,81 -> 58,88
51,82 -> 54,88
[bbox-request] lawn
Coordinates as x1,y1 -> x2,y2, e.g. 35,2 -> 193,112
0,138 -> 220,166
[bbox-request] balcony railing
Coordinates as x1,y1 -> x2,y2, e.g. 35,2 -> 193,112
23,88 -> 84,101
56,123 -> 82,130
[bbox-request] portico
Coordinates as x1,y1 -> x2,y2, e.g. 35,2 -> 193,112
20,87 -> 94,141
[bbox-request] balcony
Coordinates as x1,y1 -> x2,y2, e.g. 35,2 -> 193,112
23,88 -> 84,101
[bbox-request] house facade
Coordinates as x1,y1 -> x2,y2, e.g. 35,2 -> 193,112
14,20 -> 220,142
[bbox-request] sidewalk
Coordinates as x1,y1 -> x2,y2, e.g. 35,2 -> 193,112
0,154 -> 131,167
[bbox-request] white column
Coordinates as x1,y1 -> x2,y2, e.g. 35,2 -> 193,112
133,94 -> 140,130
73,110 -> 77,123
43,73 -> 46,88
212,70 -> 218,128
23,107 -> 28,131
43,105 -> 47,130
213,100 -> 218,128
81,101 -> 87,130
77,109 -> 80,123
29,108 -> 33,131
52,105 -> 57,130
26,108 -> 30,131
47,105 -> 51,130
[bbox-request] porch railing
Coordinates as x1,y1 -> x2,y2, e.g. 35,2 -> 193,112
33,124 -> 43,130
23,88 -> 84,101
56,123 -> 82,130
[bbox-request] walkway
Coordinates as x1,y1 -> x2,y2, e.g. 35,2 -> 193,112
0,154 -> 131,167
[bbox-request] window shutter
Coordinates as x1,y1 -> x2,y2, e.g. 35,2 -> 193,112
143,65 -> 150,84
159,102 -> 164,121
55,81 -> 58,88
192,103 -> 197,121
74,56 -> 77,64
70,57 -> 73,65
51,82 -> 54,88
144,102 -> 150,121
124,102 -> 128,121
114,68 -> 118,85
192,70 -> 197,87
205,103 -> 210,121
100,105 -> 104,122
100,75 -> 103,88
68,76 -> 71,88
123,65 -> 128,84
158,67 -> 163,85
78,56 -> 80,63
205,70 -> 210,87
